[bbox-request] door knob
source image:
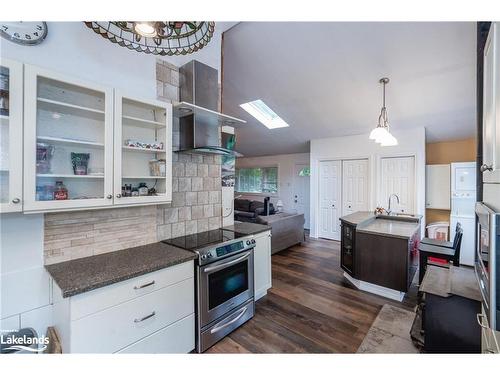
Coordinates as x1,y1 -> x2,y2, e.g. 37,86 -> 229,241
480,164 -> 493,172
116,194 -> 122,198
12,198 -> 20,204
107,194 -> 113,199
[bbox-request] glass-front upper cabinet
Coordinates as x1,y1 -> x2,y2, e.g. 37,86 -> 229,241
0,58 -> 23,213
114,92 -> 172,205
23,65 -> 114,212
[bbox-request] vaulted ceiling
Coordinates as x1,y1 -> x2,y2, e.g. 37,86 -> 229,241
221,22 -> 476,157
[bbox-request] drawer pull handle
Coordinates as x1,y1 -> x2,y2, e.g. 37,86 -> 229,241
134,280 -> 155,290
477,313 -> 488,329
210,306 -> 247,334
134,311 -> 156,323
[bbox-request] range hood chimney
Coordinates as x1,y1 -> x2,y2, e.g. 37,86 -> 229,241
175,60 -> 245,157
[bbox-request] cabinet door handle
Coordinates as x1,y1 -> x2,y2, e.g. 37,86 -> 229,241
134,311 -> 155,323
116,194 -> 122,198
477,313 -> 488,329
480,164 -> 493,172
106,194 -> 113,199
134,280 -> 155,290
12,198 -> 20,204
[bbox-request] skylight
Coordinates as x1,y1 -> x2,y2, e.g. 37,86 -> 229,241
239,100 -> 290,129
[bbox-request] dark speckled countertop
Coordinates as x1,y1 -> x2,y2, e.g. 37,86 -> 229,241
223,221 -> 271,235
46,242 -> 196,298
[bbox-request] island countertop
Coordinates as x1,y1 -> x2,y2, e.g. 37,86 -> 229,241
45,242 -> 197,298
356,218 -> 420,240
340,211 -> 421,239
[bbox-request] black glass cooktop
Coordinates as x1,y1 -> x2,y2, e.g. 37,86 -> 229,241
162,229 -> 247,251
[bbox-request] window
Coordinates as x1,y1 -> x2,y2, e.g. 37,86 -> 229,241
239,100 -> 290,129
236,167 -> 278,194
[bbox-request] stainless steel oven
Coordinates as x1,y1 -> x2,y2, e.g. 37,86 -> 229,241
163,229 -> 256,352
198,248 -> 254,327
197,247 -> 255,352
475,202 -> 499,331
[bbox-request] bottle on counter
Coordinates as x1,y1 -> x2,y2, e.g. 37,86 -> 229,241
53,181 -> 68,200
131,187 -> 139,197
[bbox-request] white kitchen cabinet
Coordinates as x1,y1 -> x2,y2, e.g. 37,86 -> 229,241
425,164 -> 451,209
52,261 -> 195,353
114,92 -> 172,205
23,64 -> 114,212
482,22 -> 500,183
254,230 -> 272,300
0,58 -> 23,213
23,65 -> 173,213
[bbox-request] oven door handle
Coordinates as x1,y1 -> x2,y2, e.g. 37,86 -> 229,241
210,306 -> 248,334
203,252 -> 251,273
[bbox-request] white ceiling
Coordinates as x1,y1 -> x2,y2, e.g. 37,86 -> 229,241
221,22 -> 476,157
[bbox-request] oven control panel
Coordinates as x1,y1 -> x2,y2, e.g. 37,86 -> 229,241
199,237 -> 256,264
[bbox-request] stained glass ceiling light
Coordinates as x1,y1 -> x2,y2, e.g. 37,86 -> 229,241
85,21 -> 215,56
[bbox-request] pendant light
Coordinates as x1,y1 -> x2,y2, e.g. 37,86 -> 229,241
369,77 -> 398,146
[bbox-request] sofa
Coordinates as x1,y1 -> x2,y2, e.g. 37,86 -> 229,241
234,198 -> 275,223
256,212 -> 305,254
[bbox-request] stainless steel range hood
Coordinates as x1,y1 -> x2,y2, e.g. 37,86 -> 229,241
174,60 -> 245,157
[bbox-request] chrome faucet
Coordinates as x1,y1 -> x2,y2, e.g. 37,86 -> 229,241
387,194 -> 400,215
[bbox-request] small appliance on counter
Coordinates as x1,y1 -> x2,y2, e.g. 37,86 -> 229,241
163,229 -> 256,352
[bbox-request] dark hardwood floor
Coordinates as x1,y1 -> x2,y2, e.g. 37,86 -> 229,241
206,236 -> 418,353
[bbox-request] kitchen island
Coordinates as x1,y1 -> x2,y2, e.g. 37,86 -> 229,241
340,212 -> 421,301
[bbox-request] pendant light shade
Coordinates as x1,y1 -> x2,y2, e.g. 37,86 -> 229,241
370,77 -> 398,146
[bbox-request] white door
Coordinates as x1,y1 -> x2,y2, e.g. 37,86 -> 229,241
482,22 -> 500,183
23,64 -> 114,212
318,160 -> 341,240
425,164 -> 451,210
293,163 -> 310,229
380,156 -> 415,214
0,58 -> 23,213
342,159 -> 369,216
253,230 -> 272,300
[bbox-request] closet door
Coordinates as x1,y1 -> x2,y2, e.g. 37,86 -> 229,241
380,156 -> 415,214
318,160 -> 341,240
342,159 -> 369,216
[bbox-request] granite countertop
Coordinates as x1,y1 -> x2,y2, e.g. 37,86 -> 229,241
356,218 -> 420,240
339,211 -> 375,226
420,265 -> 481,301
45,242 -> 197,298
223,221 -> 271,235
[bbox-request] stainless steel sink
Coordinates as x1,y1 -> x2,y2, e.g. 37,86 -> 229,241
376,213 -> 421,223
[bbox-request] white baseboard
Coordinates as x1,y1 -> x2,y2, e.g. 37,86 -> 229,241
343,272 -> 405,302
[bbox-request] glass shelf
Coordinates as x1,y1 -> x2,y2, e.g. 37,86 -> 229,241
122,145 -> 166,153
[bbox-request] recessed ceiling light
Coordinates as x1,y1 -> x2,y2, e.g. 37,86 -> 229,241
239,100 -> 289,129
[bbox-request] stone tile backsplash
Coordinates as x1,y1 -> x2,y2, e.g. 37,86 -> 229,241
43,59 -> 222,265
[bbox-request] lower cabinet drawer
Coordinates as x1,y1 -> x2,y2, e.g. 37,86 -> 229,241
116,314 -> 195,353
70,278 -> 194,353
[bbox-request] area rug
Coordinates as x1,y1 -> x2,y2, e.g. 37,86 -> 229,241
357,304 -> 420,353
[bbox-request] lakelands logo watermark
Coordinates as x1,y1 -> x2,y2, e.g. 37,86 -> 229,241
1,329 -> 49,353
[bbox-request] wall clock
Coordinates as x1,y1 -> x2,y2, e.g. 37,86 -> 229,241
0,22 -> 48,46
